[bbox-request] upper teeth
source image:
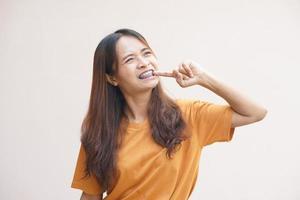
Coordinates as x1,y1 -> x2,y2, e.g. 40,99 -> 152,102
139,70 -> 153,79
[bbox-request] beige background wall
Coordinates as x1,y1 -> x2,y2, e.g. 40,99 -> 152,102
1,0 -> 299,199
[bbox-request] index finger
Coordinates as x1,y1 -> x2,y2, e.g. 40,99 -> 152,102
153,71 -> 174,77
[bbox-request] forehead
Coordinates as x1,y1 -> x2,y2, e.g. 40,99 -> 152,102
116,36 -> 148,57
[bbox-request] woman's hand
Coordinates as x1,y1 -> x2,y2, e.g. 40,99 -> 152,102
153,60 -> 210,88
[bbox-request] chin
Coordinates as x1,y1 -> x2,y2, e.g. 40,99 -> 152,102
140,79 -> 159,91
150,78 -> 160,87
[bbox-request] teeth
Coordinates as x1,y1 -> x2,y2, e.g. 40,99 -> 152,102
139,70 -> 153,79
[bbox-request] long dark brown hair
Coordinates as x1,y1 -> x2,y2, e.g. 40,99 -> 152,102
80,28 -> 190,193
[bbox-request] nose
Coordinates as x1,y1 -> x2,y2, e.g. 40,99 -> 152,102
137,56 -> 150,69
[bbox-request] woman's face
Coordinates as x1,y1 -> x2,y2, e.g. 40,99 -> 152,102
112,35 -> 160,96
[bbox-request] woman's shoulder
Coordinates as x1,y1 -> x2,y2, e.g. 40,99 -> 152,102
174,98 -> 211,115
174,98 -> 197,114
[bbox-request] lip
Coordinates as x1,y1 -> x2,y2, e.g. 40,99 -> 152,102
138,69 -> 154,78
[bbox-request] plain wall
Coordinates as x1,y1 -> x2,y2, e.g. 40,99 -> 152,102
1,0 -> 299,199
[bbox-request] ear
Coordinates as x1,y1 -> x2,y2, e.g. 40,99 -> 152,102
105,74 -> 118,86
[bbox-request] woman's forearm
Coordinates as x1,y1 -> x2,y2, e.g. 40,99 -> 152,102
200,72 -> 267,120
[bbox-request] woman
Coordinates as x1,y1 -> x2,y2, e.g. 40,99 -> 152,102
71,28 -> 267,200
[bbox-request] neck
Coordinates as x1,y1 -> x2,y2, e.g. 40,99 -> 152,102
123,90 -> 152,123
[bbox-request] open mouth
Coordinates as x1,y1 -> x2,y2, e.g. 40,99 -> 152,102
138,69 -> 154,79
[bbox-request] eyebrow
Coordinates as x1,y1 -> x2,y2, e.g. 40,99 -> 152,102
122,47 -> 151,62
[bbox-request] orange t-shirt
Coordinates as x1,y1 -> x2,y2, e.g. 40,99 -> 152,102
71,99 -> 236,199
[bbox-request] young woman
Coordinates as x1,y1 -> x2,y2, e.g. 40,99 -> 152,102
71,28 -> 267,200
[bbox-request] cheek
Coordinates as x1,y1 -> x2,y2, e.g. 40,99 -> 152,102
150,57 -> 159,66
116,67 -> 136,81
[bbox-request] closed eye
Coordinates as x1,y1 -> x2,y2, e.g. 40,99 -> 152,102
125,51 -> 152,63
144,51 -> 152,55
125,58 -> 134,63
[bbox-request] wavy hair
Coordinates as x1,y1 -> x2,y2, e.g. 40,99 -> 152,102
80,28 -> 189,192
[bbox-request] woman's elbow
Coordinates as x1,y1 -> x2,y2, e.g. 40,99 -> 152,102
255,108 -> 268,121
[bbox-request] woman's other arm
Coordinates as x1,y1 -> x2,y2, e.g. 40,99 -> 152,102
153,60 -> 268,128
199,72 -> 268,128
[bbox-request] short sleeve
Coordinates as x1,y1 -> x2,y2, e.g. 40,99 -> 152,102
177,99 -> 235,147
71,144 -> 104,195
